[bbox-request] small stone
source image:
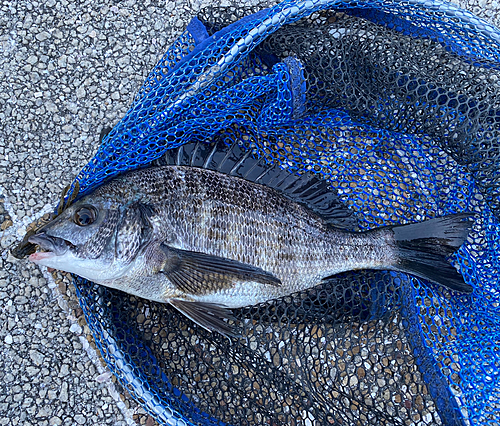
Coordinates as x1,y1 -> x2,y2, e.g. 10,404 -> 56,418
117,56 -> 130,67
423,413 -> 432,423
59,382 -> 68,402
1,219 -> 13,230
14,295 -> 28,304
29,350 -> 44,366
4,335 -> 12,345
57,56 -> 67,68
36,31 -> 50,41
58,280 -> 66,294
69,323 -> 81,334
49,417 -> 62,426
45,101 -> 58,113
59,364 -> 69,377
95,371 -> 112,383
76,86 -> 86,99
36,406 -> 51,418
74,414 -> 86,424
7,251 -> 21,265
26,366 -> 40,376
27,55 -> 38,64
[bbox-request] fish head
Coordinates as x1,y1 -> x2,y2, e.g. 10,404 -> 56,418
27,192 -> 128,282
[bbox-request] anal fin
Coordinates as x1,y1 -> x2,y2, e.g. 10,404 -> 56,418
170,299 -> 238,338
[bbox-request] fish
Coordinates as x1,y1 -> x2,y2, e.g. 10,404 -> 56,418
26,140 -> 473,337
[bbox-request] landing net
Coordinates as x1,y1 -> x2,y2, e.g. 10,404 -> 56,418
70,1 -> 500,424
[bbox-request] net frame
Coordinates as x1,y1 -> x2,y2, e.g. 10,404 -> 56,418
62,1 -> 500,425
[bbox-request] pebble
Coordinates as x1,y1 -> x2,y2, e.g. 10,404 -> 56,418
59,382 -> 68,402
29,350 -> 44,366
96,371 -> 113,383
36,406 -> 51,418
59,364 -> 70,377
76,86 -> 86,99
35,31 -> 51,42
26,366 -> 40,376
0,219 -> 13,230
69,323 -> 82,334
49,417 -> 62,425
74,414 -> 86,424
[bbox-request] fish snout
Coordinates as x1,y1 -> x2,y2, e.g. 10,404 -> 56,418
28,233 -> 69,256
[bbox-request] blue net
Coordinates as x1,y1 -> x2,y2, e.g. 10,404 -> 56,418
66,0 -> 500,424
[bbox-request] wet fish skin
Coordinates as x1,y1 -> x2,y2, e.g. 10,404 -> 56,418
27,156 -> 473,336
28,166 -> 390,295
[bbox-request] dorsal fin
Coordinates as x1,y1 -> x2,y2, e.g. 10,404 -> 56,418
159,140 -> 357,230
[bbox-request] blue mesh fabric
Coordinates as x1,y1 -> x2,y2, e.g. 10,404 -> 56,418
67,0 -> 500,425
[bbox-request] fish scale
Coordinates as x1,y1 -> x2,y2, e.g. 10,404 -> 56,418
122,166 -> 395,299
27,141 -> 473,336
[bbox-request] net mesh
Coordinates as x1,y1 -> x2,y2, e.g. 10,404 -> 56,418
66,1 -> 500,425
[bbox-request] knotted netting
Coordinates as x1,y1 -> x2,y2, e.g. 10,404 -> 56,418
66,0 -> 500,424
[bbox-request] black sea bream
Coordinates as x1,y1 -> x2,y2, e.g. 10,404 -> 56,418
28,141 -> 473,336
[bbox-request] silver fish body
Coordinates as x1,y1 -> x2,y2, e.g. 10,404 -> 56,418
27,142 -> 473,336
104,166 -> 393,304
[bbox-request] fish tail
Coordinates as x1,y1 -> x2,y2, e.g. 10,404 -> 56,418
390,213 -> 473,293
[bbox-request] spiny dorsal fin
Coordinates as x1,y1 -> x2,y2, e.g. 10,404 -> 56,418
160,139 -> 356,229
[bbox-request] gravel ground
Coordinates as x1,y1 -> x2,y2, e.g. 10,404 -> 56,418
0,1 -> 201,425
0,0 -> 498,425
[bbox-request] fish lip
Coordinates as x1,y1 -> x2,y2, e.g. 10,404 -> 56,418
28,233 -> 73,256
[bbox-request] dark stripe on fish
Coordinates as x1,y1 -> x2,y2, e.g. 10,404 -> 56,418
159,139 -> 356,230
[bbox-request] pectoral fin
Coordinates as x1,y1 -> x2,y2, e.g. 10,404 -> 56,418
170,299 -> 238,338
160,244 -> 281,295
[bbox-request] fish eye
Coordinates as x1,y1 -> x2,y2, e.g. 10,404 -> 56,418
73,206 -> 97,226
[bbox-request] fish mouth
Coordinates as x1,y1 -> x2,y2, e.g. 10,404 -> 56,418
28,233 -> 75,257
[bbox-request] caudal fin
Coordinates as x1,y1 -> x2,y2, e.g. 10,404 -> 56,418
392,213 -> 474,293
